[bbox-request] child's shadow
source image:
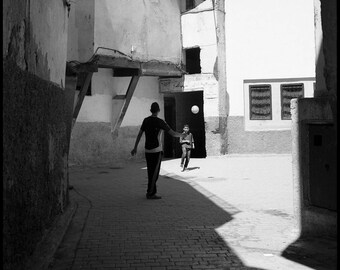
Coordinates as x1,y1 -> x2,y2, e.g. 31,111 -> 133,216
186,166 -> 200,171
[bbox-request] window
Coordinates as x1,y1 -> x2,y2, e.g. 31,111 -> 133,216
184,47 -> 201,74
249,84 -> 272,120
244,78 -> 314,131
76,72 -> 92,96
186,0 -> 195,10
280,83 -> 304,120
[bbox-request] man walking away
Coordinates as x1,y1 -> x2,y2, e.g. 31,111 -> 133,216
131,102 -> 185,199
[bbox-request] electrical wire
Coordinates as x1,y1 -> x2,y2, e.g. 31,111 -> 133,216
67,46 -> 132,67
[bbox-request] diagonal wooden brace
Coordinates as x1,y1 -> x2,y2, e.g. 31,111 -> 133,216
72,72 -> 93,129
111,75 -> 140,138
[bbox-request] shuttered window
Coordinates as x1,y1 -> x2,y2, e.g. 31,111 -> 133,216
281,83 -> 304,120
249,84 -> 272,120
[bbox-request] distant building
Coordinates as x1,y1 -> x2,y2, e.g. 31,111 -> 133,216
178,0 -> 316,156
68,0 -> 316,165
67,0 -> 184,165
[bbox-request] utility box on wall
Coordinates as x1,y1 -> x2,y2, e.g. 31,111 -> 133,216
308,123 -> 337,211
291,97 -> 337,238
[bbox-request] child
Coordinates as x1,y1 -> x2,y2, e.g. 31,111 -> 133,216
180,124 -> 194,171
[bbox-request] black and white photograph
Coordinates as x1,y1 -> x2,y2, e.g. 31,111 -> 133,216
3,0 -> 337,269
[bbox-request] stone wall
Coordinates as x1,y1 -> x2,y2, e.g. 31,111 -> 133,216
3,0 -> 70,269
3,62 -> 69,270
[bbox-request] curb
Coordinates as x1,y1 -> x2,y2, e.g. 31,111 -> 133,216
25,201 -> 78,270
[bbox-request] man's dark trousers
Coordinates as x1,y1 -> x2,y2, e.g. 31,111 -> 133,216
145,151 -> 163,196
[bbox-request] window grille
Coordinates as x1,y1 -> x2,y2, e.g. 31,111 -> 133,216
281,83 -> 304,120
249,84 -> 272,120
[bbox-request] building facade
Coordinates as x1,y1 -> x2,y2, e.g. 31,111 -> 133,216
69,0 -> 317,165
3,0 -> 70,269
68,0 -> 183,165
291,0 -> 337,238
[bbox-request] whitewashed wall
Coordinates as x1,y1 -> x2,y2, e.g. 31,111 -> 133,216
77,73 -> 164,125
94,0 -> 182,63
181,0 -> 218,118
225,0 -> 316,116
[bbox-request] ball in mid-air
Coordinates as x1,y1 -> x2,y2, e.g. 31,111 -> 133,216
191,105 -> 199,114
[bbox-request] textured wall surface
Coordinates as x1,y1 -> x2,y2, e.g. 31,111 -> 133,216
227,116 -> 292,154
67,0 -> 94,62
3,61 -> 69,270
3,0 -> 69,269
225,0 -> 315,117
204,116 -> 222,156
289,0 -> 337,238
3,0 -> 68,86
69,123 -> 144,165
319,0 -> 337,97
94,0 -> 182,63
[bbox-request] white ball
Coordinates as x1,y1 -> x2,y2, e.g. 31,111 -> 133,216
191,105 -> 199,114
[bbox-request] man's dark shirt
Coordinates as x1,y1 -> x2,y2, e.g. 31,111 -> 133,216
141,116 -> 171,151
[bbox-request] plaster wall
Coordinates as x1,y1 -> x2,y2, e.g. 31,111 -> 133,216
70,75 -> 165,165
290,0 -> 337,238
3,1 -> 70,268
225,0 -> 316,117
181,1 -> 217,74
313,0 -> 327,95
3,0 -> 68,86
291,98 -> 336,237
67,0 -> 95,62
181,1 -> 220,155
94,0 -> 182,63
77,72 -> 164,126
69,0 -> 183,164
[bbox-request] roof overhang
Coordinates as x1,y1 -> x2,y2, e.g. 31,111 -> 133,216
67,54 -> 185,78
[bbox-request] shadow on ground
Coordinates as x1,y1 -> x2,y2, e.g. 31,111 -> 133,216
50,162 -> 266,270
281,236 -> 337,270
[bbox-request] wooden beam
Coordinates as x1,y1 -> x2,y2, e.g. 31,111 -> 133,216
67,62 -> 98,74
93,54 -> 184,77
111,76 -> 140,137
140,61 -> 183,77
112,95 -> 126,100
112,68 -> 140,77
95,55 -> 140,69
72,72 -> 93,128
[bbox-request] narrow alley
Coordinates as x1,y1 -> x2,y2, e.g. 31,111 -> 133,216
48,155 -> 336,270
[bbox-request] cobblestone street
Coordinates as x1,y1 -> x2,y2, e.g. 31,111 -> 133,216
49,155 -> 336,270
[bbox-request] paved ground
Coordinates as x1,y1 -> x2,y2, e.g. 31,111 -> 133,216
49,154 -> 337,270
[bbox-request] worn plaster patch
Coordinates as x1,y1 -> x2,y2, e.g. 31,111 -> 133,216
7,20 -> 27,70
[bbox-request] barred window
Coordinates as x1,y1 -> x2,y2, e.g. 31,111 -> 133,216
249,84 -> 272,120
281,83 -> 304,120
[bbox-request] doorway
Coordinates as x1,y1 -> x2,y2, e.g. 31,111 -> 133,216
164,96 -> 176,158
164,91 -> 206,158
